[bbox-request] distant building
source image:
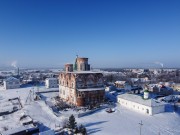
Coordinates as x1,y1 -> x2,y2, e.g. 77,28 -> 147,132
164,82 -> 175,87
117,93 -> 165,115
147,84 -> 160,93
59,57 -> 105,107
45,78 -> 58,88
114,81 -> 126,88
130,77 -> 149,85
159,85 -> 174,96
114,81 -> 133,91
3,77 -> 20,90
147,84 -> 174,96
173,83 -> 180,91
105,85 -> 117,91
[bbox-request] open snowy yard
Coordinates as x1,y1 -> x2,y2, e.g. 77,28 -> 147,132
0,87 -> 180,135
78,105 -> 180,135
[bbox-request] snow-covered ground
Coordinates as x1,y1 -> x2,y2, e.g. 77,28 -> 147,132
0,86 -> 61,133
78,105 -> 180,135
0,87 -> 180,135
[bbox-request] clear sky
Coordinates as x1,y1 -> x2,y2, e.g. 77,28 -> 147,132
0,0 -> 180,68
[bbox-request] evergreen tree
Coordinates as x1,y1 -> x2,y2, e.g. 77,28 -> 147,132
79,124 -> 87,135
79,124 -> 83,131
74,127 -> 79,134
67,115 -> 77,129
82,127 -> 87,135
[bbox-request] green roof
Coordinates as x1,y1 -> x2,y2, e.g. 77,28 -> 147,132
144,89 -> 149,92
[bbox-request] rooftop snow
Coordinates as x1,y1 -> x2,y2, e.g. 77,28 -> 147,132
118,94 -> 164,107
45,78 -> 58,81
4,77 -> 19,82
1,125 -> 35,135
39,130 -> 55,135
115,81 -> 126,84
77,87 -> 105,92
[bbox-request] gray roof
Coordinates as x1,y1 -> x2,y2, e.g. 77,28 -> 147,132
118,94 -> 164,107
1,127 -> 26,135
45,78 -> 57,81
39,130 -> 55,135
4,77 -> 19,82
1,125 -> 36,135
77,87 -> 105,92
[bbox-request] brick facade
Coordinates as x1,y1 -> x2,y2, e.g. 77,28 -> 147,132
59,57 -> 105,107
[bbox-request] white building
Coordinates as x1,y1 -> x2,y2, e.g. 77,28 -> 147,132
173,83 -> 180,91
3,77 -> 20,90
117,93 -> 165,115
45,78 -> 58,88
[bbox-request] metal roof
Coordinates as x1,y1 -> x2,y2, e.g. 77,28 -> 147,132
118,94 -> 164,107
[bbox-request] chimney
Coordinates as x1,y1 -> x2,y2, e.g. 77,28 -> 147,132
18,67 -> 19,76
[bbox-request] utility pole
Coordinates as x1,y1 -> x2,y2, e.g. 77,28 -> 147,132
158,129 -> 161,135
139,120 -> 143,135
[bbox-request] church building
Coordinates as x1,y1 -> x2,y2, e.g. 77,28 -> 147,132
59,56 -> 105,107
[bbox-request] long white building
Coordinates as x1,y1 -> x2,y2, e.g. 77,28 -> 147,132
117,93 -> 165,115
3,77 -> 20,90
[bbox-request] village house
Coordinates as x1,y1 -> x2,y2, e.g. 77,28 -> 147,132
173,83 -> 180,91
147,84 -> 174,96
114,81 -> 133,91
114,81 -> 126,88
3,77 -> 20,90
146,84 -> 160,93
45,78 -> 58,88
130,77 -> 149,85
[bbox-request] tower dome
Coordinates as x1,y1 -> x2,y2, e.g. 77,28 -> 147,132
144,90 -> 149,99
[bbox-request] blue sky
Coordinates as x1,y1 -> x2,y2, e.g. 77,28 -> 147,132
0,0 -> 180,68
